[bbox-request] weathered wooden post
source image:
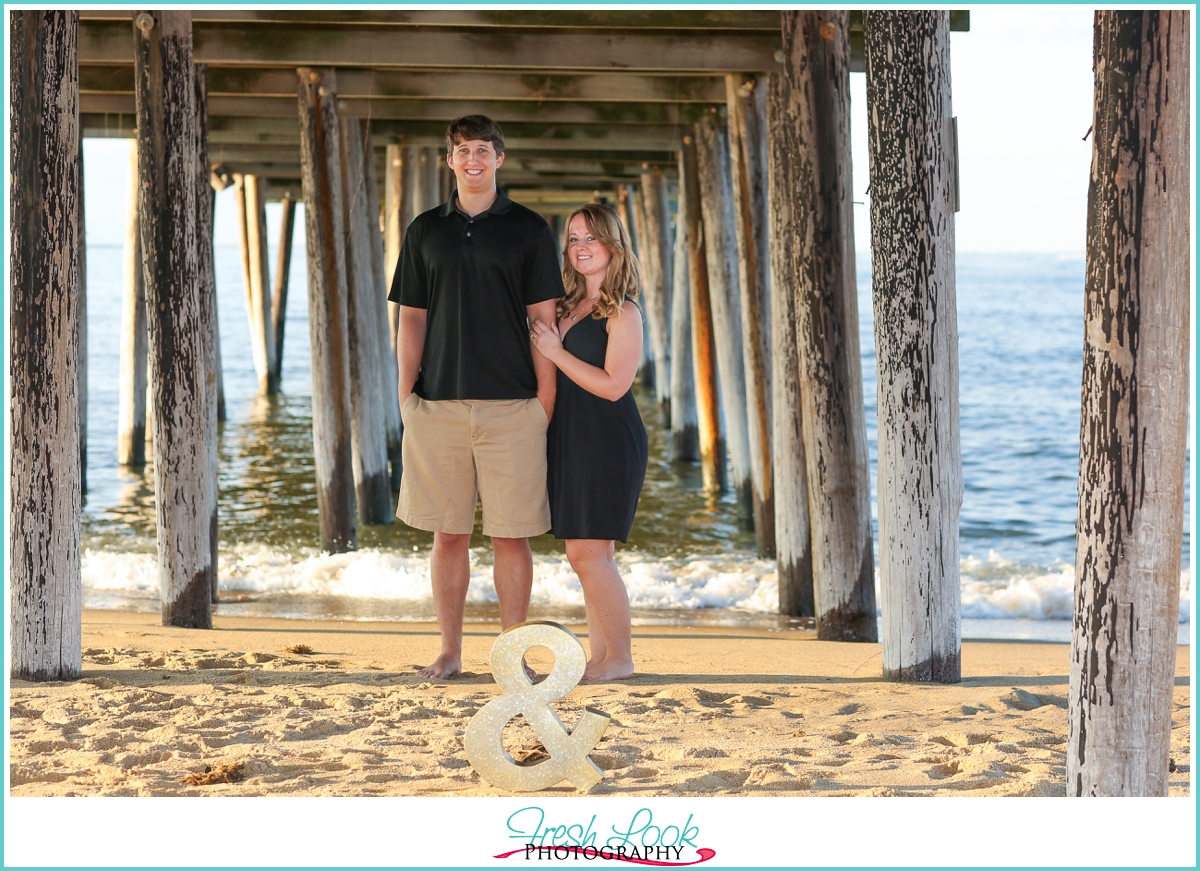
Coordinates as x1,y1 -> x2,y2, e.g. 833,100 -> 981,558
297,66 -> 357,553
10,9 -> 82,681
194,62 -> 220,603
134,9 -> 213,628
1069,9 -> 1190,796
384,142 -> 403,349
616,184 -> 639,259
272,193 -> 296,378
360,125 -> 404,490
418,146 -> 440,213
639,166 -> 674,426
234,172 -> 278,394
669,183 -> 699,462
118,142 -> 148,466
768,61 -> 816,619
727,73 -> 775,557
679,133 -> 725,491
866,10 -> 960,674
695,117 -> 753,527
769,12 -> 873,630
401,145 -> 421,230
340,117 -> 393,524
209,167 -> 231,423
631,185 -> 655,389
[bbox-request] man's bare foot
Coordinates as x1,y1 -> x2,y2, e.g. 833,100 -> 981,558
417,654 -> 462,679
582,657 -> 635,682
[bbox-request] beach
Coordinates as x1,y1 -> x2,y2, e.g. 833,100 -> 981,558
9,610 -> 1191,797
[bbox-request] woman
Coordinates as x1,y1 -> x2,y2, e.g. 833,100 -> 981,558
530,204 -> 649,681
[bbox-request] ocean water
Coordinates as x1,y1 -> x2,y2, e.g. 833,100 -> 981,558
79,236 -> 1191,643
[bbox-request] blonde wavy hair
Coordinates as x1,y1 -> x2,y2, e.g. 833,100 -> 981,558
558,203 -> 642,321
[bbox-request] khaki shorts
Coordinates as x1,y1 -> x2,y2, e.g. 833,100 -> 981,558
397,396 -> 551,538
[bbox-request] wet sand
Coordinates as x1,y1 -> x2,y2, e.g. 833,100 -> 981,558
8,609 -> 1191,797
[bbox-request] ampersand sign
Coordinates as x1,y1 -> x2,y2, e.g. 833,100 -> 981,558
464,621 -> 610,792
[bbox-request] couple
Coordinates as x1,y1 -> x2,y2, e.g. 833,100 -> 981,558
387,114 -> 649,683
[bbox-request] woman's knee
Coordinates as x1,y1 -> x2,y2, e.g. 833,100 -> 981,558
565,539 -> 612,570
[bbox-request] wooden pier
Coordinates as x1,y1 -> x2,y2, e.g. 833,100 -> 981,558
10,12 -> 1193,794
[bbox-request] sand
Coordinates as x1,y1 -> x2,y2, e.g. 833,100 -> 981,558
7,610 -> 1191,797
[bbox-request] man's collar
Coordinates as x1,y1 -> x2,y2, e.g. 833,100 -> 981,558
441,188 -> 512,219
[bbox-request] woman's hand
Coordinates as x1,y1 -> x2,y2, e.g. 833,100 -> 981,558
530,318 -> 565,362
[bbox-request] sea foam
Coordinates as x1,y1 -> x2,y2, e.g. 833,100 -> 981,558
81,545 -> 1189,623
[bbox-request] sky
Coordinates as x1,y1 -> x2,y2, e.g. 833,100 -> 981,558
83,6 -> 1098,255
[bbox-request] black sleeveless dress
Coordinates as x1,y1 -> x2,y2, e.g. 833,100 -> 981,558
547,313 -> 649,542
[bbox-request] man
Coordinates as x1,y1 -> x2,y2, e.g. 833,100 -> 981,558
388,115 -> 562,679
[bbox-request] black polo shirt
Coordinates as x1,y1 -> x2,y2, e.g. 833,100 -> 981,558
388,190 -> 563,400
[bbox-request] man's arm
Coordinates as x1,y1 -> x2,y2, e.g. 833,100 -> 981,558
527,299 -> 558,421
397,305 -> 428,404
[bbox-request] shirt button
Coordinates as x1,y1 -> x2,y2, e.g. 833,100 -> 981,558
466,232 -> 471,237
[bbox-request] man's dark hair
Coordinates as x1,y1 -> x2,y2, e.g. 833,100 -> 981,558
446,114 -> 505,155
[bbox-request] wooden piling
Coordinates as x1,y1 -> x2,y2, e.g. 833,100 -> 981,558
769,12 -> 873,630
669,182 -> 699,462
340,117 -> 394,524
764,79 -> 814,616
194,62 -> 220,603
361,125 -> 404,491
234,173 -> 278,394
117,142 -> 148,466
694,119 -> 753,527
271,193 -> 296,378
726,73 -> 776,558
639,166 -> 674,426
679,134 -> 725,491
418,146 -> 440,213
9,9 -> 83,680
384,142 -> 403,351
1069,9 -> 1190,796
631,185 -> 655,390
134,9 -> 212,628
297,66 -> 357,553
865,10 -> 960,675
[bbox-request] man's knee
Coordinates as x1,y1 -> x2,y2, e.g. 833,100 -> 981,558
433,532 -> 471,553
492,537 -> 531,554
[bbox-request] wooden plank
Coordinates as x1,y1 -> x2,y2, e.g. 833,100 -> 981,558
669,181 -> 699,462
81,10 -> 786,30
771,13 -> 874,631
865,11 -> 960,678
135,9 -> 213,628
639,167 -> 673,424
297,66 -> 358,553
679,133 -> 724,491
695,119 -> 753,525
81,112 -> 688,151
194,63 -> 220,604
340,117 -> 394,525
117,142 -> 148,466
80,20 -> 783,72
726,73 -> 775,558
9,9 -> 83,681
1069,10 -> 1190,797
82,92 -> 713,125
83,66 -> 730,103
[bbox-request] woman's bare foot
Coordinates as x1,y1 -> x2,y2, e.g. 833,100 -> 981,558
417,653 -> 461,679
582,657 -> 635,682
